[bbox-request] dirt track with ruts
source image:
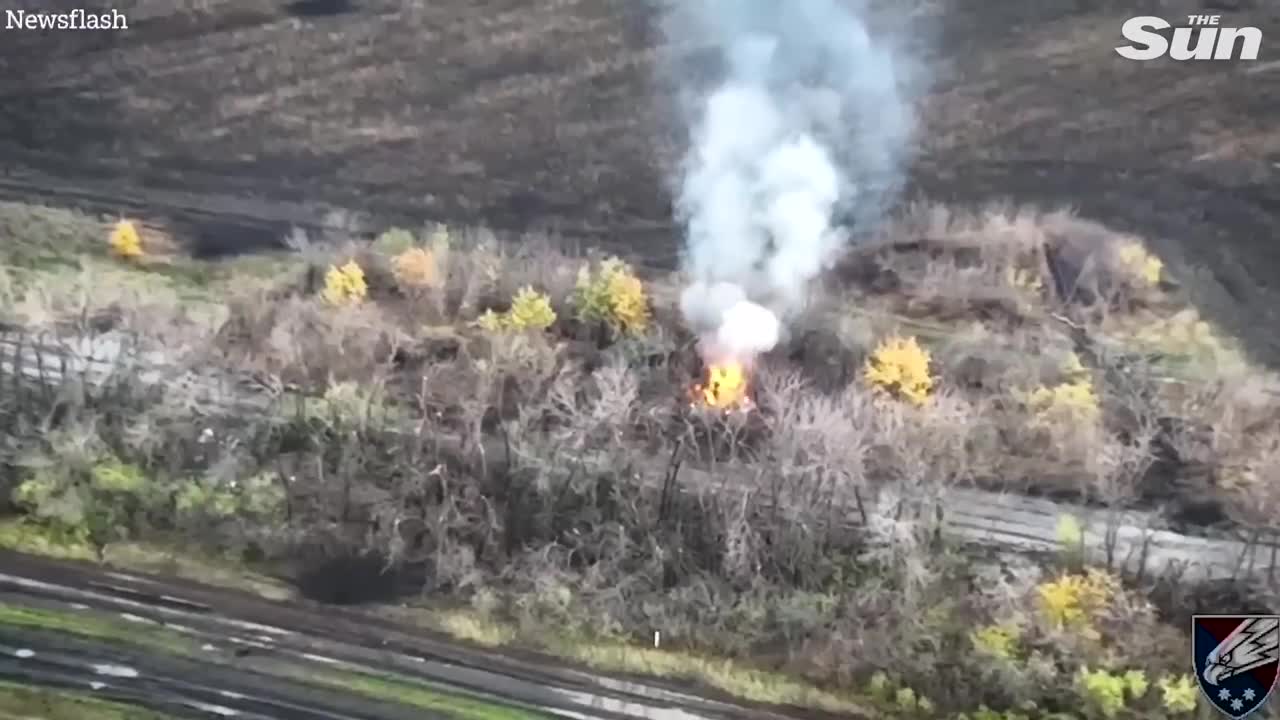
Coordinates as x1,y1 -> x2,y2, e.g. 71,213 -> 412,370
3,0 -> 1280,363
0,549 -> 794,720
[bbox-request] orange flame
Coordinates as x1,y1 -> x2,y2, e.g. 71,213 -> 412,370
692,360 -> 751,410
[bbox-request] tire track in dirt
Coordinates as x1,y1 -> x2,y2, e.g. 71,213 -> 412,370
0,552 -> 800,720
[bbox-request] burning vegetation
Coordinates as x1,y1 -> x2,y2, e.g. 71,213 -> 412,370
691,358 -> 753,411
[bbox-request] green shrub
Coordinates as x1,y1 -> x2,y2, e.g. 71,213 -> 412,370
11,427 -> 285,556
175,471 -> 285,525
12,453 -> 156,552
373,227 -> 416,256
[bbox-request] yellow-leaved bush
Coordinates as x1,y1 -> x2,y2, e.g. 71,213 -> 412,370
863,335 -> 933,405
1036,569 -> 1116,634
970,622 -> 1022,661
572,257 -> 650,337
1114,240 -> 1163,287
1127,308 -> 1245,369
1077,667 -> 1148,719
109,219 -> 143,260
1025,378 -> 1100,423
477,286 -> 556,333
321,260 -> 368,306
1023,354 -> 1099,425
1157,674 -> 1199,714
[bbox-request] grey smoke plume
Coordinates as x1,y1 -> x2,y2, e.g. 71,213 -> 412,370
666,0 -> 916,359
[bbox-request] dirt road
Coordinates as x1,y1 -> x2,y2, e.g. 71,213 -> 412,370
2,0 -> 1279,361
0,549 -> 799,720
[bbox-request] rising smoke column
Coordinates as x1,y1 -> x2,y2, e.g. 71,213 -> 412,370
666,0 -> 916,361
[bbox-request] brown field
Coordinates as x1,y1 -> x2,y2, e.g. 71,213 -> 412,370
3,0 -> 1280,361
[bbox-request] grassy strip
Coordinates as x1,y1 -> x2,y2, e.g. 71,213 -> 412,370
394,607 -> 871,715
298,668 -> 559,720
0,201 -> 299,311
0,602 -> 199,657
0,680 -> 177,720
0,519 -> 295,602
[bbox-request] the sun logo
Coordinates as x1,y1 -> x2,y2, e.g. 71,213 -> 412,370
1116,15 -> 1261,61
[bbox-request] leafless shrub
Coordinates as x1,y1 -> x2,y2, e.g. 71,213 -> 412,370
908,255 -> 1034,317
1218,427 -> 1280,540
1159,368 -> 1280,479
212,294 -> 407,388
492,231 -> 582,309
860,202 -> 1053,316
1040,210 -> 1166,312
757,366 -> 874,512
6,264 -> 180,337
871,387 -> 990,502
448,228 -> 508,318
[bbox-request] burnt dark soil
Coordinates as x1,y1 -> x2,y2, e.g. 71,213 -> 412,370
2,0 -> 1279,362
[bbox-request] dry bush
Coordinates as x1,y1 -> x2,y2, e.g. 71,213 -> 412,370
3,263 -> 184,338
490,232 -> 582,310
1107,306 -> 1250,375
871,387 -> 994,507
213,292 -> 408,388
1160,370 -> 1280,477
1039,211 -> 1166,312
1219,432 -> 1280,537
441,227 -> 509,318
859,202 -> 1053,317
906,254 -> 1042,318
932,321 -> 1079,393
864,203 -> 1170,323
392,247 -> 441,293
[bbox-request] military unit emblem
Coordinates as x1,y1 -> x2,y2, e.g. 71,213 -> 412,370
1193,615 -> 1279,719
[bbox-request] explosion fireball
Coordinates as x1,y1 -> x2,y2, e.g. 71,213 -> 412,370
693,359 -> 751,410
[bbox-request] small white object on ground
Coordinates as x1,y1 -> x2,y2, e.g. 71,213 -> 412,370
92,664 -> 140,678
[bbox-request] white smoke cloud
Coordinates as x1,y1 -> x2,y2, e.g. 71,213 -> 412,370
664,0 -> 916,361
713,299 -> 780,361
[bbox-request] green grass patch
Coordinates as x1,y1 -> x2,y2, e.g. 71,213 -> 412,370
0,519 -> 295,602
303,668 -> 557,720
384,605 -> 872,716
0,680 -> 178,720
0,519 -> 97,563
100,539 -> 295,602
0,202 -> 104,272
0,200 -> 304,314
550,638 -> 867,714
0,602 -> 199,657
